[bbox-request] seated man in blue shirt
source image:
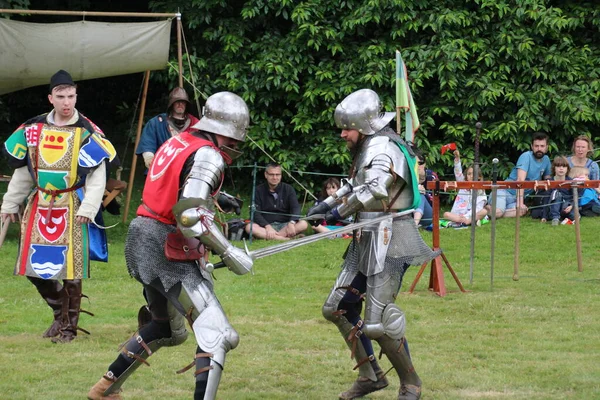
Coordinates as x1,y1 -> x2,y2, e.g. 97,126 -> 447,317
491,132 -> 552,218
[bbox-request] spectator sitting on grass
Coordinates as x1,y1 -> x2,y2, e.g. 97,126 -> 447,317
489,132 -> 552,219
245,163 -> 308,240
539,156 -> 574,225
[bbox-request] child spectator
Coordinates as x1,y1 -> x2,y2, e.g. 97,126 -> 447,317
312,177 -> 351,237
443,149 -> 488,227
544,156 -> 574,225
569,166 -> 600,217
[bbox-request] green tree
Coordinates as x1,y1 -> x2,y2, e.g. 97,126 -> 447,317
149,0 -> 600,185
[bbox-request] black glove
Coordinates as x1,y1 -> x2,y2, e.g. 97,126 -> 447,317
217,192 -> 243,215
307,202 -> 331,217
306,202 -> 331,226
324,209 -> 341,226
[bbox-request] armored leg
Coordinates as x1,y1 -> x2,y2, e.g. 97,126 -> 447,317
52,280 -> 93,343
89,282 -> 188,399
28,277 -> 64,338
176,279 -> 239,400
139,288 -> 189,344
377,331 -> 421,400
323,269 -> 388,399
361,271 -> 421,399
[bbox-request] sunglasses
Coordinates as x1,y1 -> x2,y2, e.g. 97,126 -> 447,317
418,161 -> 426,165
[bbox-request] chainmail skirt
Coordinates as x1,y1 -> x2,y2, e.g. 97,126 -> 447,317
125,216 -> 211,292
341,216 -> 440,282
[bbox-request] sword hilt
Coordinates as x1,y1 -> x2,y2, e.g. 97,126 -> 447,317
205,262 -> 224,273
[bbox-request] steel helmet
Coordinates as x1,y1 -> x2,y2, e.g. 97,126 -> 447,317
167,87 -> 191,112
192,91 -> 249,142
334,89 -> 395,136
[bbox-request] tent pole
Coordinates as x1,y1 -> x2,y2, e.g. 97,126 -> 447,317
123,70 -> 151,223
177,15 -> 183,87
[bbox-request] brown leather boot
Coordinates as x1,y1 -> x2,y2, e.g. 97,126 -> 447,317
87,376 -> 122,400
52,280 -> 92,343
27,277 -> 64,338
339,370 -> 389,400
42,297 -> 63,338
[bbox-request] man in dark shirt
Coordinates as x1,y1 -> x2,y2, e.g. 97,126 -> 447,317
245,163 -> 308,240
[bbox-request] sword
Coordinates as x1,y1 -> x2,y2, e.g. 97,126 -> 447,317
469,121 -> 482,285
489,158 -> 499,290
206,209 -> 414,272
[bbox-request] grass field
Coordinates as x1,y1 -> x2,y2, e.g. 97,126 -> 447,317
0,208 -> 599,400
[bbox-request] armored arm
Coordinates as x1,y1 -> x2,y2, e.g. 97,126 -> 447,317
332,154 -> 395,218
306,178 -> 353,224
172,147 -> 252,275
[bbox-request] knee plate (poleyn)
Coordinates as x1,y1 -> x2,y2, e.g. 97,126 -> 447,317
363,303 -> 405,340
163,301 -> 188,347
382,303 -> 406,340
192,304 -> 239,367
322,304 -> 339,322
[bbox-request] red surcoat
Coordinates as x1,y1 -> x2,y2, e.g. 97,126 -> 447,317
137,132 -> 218,224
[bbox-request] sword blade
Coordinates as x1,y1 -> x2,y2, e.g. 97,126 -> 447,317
250,209 -> 413,260
207,209 -> 414,271
489,186 -> 498,290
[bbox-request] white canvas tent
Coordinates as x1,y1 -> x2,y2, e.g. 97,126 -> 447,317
0,18 -> 171,95
0,9 -> 185,221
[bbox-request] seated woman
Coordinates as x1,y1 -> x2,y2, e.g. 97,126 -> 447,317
568,135 -> 600,194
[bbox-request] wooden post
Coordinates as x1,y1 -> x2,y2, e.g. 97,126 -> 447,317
513,187 -> 521,281
428,185 -> 447,296
409,182 -> 466,296
123,70 -> 151,222
176,14 -> 184,88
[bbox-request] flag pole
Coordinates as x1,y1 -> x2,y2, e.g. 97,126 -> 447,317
395,50 -> 402,135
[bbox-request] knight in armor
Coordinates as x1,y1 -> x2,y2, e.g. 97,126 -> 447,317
307,89 -> 438,400
88,92 -> 254,400
135,86 -> 200,169
1,69 -> 118,343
